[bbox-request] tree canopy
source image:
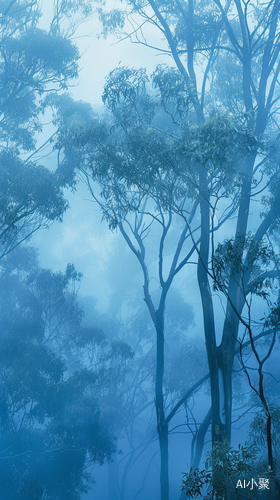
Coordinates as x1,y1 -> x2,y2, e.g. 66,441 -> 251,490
0,245 -> 114,499
0,0 -> 92,256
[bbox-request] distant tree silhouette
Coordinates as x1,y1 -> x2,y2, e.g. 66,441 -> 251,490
0,245 -> 114,499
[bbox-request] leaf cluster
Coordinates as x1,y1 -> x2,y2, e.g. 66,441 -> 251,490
54,67 -> 255,231
0,0 -> 86,255
182,441 -> 269,499
213,234 -> 279,298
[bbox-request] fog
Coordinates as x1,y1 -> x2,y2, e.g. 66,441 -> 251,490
0,1 -> 280,500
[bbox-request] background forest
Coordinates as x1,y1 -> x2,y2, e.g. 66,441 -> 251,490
0,0 -> 280,499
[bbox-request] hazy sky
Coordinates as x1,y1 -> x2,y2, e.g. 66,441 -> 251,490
41,1 -> 173,106
70,7 -> 172,106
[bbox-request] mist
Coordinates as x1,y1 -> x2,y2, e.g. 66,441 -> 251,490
0,1 -> 280,499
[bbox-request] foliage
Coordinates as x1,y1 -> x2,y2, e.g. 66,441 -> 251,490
54,67 -> 253,231
212,235 -> 279,298
182,441 -> 272,499
0,151 -> 68,256
0,0 -> 91,257
249,406 -> 280,469
0,246 -> 114,499
182,468 -> 212,498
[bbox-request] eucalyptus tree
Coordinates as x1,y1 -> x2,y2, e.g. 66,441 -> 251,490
0,245 -> 114,500
0,0 -> 92,257
52,67 -> 251,499
95,0 -> 280,461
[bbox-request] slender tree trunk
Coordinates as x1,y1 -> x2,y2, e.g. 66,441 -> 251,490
197,165 -> 229,498
179,409 -> 212,500
155,306 -> 169,500
108,455 -> 120,500
158,421 -> 169,500
219,152 -> 256,441
191,408 -> 212,469
108,356 -> 120,500
197,167 -> 227,443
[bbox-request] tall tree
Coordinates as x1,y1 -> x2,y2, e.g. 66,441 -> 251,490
52,76 -> 237,499
96,0 -> 280,459
0,0 -> 92,257
0,245 -> 114,500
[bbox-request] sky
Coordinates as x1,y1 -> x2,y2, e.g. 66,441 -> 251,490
71,7 -> 173,106
41,0 -> 173,107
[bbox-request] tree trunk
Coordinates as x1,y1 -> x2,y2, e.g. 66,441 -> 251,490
197,167 -> 227,444
218,152 -> 256,441
155,306 -> 169,500
108,455 -> 120,500
191,407 -> 212,469
158,420 -> 169,500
